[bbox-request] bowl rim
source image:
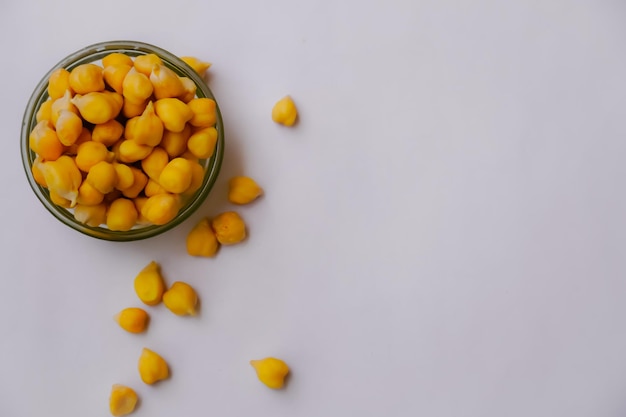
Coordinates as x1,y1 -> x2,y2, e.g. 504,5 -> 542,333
21,40 -> 224,241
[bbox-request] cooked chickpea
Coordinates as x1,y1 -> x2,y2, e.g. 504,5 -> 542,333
158,158 -> 192,194
106,198 -> 138,231
271,95 -> 298,126
211,211 -> 247,245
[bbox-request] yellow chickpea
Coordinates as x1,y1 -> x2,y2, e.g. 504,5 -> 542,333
121,167 -> 149,199
122,98 -> 148,119
102,64 -> 132,94
154,98 -> 193,133
162,281 -> 198,316
118,140 -> 154,164
183,160 -> 206,196
74,203 -> 107,227
64,127 -> 92,155
141,193 -> 180,225
144,179 -> 168,197
76,180 -> 105,206
150,64 -> 186,99
187,98 -> 217,128
187,126 -> 218,159
55,109 -> 83,146
71,92 -> 120,124
250,357 -> 290,389
49,189 -> 72,208
177,77 -> 197,103
42,155 -> 82,207
113,162 -> 135,191
228,176 -> 263,204
211,211 -> 247,245
133,197 -> 152,225
122,68 -> 154,104
50,90 -> 78,127
102,63 -> 132,95
124,102 -> 164,147
180,56 -> 212,76
141,147 -> 169,181
29,120 -> 64,161
161,124 -> 191,158
102,52 -> 134,68
133,53 -> 163,76
138,347 -> 169,385
114,307 -> 149,333
86,161 -> 118,194
31,156 -> 47,187
186,217 -> 219,257
106,198 -> 138,231
47,68 -> 72,100
158,157 -> 192,194
134,261 -> 165,306
75,141 -> 113,172
271,95 -> 298,126
68,63 -> 105,94
36,99 -> 53,123
109,384 -> 138,417
92,119 -> 124,146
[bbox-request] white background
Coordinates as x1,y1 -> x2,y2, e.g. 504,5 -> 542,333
1,0 -> 626,416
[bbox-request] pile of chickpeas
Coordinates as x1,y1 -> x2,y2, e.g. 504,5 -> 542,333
29,52 -> 217,231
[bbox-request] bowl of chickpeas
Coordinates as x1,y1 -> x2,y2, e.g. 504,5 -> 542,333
21,40 -> 224,241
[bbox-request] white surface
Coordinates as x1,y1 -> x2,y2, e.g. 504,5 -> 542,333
1,0 -> 626,415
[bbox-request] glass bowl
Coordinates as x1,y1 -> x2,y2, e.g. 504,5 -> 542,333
20,40 -> 224,241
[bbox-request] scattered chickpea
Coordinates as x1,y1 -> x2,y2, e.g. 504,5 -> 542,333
186,217 -> 219,257
271,95 -> 298,126
138,347 -> 169,385
134,261 -> 165,306
228,176 -> 263,205
162,281 -> 198,316
109,384 -> 138,417
114,307 -> 149,334
250,357 -> 290,389
180,56 -> 212,77
211,211 -> 247,245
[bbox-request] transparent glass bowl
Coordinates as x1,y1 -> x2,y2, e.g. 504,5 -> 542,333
20,40 -> 224,241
